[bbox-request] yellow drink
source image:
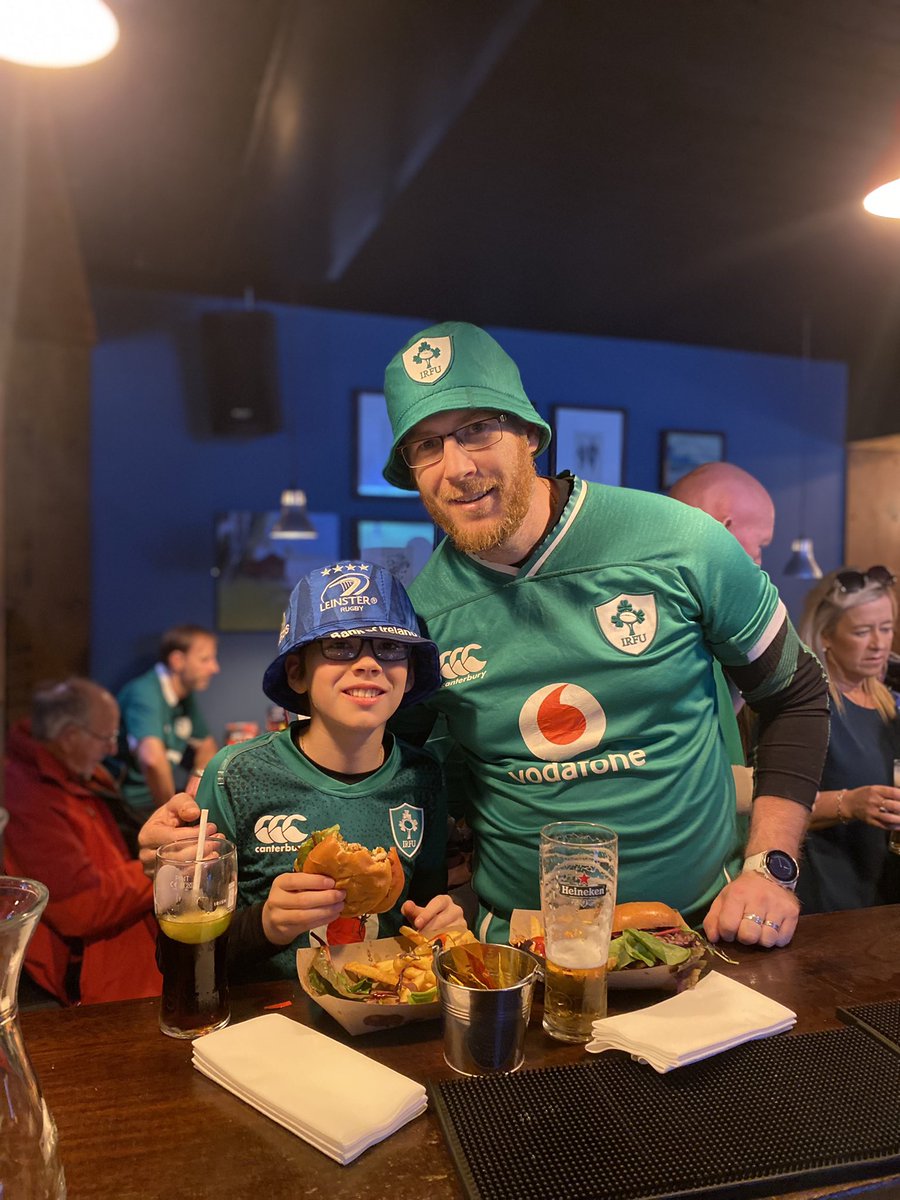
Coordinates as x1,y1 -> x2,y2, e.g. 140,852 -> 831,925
543,942 -> 608,1043
158,909 -> 232,944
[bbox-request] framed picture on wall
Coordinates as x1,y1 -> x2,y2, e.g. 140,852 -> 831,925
355,519 -> 436,587
659,429 -> 726,491
551,406 -> 625,485
355,390 -> 414,499
214,510 -> 339,632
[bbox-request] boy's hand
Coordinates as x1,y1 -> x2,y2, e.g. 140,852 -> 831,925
401,894 -> 467,936
262,872 -> 347,945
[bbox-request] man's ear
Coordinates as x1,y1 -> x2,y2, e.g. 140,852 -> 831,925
526,425 -> 540,454
284,652 -> 309,697
168,649 -> 185,673
403,661 -> 415,695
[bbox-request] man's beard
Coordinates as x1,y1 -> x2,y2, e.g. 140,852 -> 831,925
420,438 -> 537,555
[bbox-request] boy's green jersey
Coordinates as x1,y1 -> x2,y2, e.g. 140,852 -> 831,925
408,476 -> 788,939
197,727 -> 447,978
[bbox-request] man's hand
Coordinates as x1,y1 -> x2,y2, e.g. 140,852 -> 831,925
401,893 -> 467,935
261,872 -> 346,945
703,872 -> 800,948
137,793 -> 218,877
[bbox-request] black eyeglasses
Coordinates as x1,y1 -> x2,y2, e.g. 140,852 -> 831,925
318,637 -> 411,663
74,724 -> 120,747
401,414 -> 509,469
832,565 -> 896,595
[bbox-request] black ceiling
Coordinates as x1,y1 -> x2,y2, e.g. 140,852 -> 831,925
21,0 -> 900,434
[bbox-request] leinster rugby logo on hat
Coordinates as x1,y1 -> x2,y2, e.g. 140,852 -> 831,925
319,567 -> 379,617
595,594 -> 658,657
401,336 -> 453,385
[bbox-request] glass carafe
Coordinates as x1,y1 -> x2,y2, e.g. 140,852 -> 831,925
0,877 -> 66,1199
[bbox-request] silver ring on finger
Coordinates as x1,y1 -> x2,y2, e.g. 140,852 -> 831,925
879,804 -> 888,814
763,919 -> 781,931
742,912 -> 764,926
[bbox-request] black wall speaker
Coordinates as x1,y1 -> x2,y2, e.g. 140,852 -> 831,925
201,310 -> 283,437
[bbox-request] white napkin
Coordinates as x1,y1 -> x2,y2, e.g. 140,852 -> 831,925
585,970 -> 796,1073
192,1014 -> 427,1164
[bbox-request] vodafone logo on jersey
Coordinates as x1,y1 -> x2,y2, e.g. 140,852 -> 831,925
518,683 -> 607,762
440,643 -> 487,684
254,813 -> 308,852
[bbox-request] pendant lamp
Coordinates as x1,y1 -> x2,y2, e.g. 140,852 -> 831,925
0,0 -> 119,68
782,316 -> 823,579
270,489 -> 317,541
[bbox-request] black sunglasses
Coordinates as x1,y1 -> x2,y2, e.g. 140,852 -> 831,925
832,565 -> 896,595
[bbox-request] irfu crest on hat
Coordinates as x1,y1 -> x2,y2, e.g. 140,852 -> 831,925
401,336 -> 453,384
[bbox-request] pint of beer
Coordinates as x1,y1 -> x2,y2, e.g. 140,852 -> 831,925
539,822 -> 617,1043
890,760 -> 900,856
154,838 -> 237,1039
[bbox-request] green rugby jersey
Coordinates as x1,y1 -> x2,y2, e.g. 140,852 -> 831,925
116,665 -> 210,814
408,476 -> 786,939
198,727 -> 447,978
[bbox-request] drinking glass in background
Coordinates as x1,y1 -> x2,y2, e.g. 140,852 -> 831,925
539,822 -> 617,1043
154,837 -> 237,1039
890,759 -> 900,856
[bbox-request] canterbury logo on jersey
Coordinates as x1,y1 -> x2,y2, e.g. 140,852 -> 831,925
253,813 -> 308,852
439,643 -> 487,684
512,683 -> 648,784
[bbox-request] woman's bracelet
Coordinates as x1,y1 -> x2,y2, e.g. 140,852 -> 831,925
835,788 -> 849,824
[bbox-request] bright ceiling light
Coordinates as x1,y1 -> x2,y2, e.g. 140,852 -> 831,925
863,177 -> 900,218
0,0 -> 119,69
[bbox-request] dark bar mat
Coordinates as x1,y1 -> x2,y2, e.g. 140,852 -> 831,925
428,1027 -> 900,1200
837,998 -> 900,1055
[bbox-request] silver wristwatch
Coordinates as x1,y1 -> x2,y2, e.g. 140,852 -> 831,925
742,849 -> 799,891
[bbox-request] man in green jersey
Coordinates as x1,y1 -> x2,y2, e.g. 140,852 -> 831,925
382,322 -> 829,948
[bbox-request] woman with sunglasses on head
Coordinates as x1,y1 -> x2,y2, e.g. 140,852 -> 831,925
796,565 -> 900,913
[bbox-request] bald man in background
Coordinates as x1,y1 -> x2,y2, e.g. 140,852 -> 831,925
669,462 -> 778,813
669,462 -> 775,566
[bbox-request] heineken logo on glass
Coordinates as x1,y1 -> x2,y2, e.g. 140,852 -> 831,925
594,593 -> 658,656
401,336 -> 453,383
558,878 -> 608,899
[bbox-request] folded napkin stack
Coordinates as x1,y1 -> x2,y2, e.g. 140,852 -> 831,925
586,971 -> 796,1073
192,1014 -> 427,1164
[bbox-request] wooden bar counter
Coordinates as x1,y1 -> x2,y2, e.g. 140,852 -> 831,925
20,905 -> 900,1200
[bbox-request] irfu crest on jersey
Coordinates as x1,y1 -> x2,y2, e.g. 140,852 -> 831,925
390,804 -> 424,860
594,594 -> 658,656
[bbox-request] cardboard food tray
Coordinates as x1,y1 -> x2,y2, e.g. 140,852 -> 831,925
508,909 -> 687,992
296,935 -> 441,1036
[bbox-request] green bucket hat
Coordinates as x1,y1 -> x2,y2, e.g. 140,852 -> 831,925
381,321 -> 552,490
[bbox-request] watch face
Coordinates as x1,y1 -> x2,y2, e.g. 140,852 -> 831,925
765,851 -> 798,883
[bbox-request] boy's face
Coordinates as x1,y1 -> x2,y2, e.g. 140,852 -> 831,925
284,640 -> 414,731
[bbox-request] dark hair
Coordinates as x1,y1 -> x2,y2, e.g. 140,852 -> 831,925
32,677 -> 106,741
159,624 -> 215,664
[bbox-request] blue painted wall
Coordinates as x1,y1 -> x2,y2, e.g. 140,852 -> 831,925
90,288 -> 847,741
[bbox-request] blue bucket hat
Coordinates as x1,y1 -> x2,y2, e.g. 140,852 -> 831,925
382,321 -> 552,490
262,562 -> 441,715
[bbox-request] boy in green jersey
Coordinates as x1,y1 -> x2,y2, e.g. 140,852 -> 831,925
195,562 -> 466,981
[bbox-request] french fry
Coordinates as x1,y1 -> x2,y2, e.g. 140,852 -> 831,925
343,961 -> 400,987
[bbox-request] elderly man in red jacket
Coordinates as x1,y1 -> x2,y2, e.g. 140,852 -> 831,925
4,677 -> 161,1004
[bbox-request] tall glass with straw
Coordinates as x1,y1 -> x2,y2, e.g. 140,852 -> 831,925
153,814 -> 236,1039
